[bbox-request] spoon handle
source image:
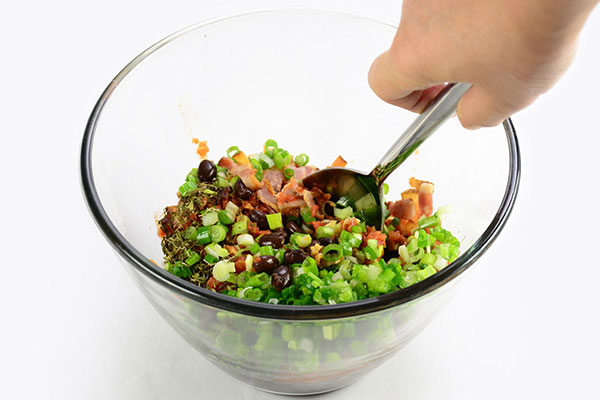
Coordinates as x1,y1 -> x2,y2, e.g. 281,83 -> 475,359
370,82 -> 472,184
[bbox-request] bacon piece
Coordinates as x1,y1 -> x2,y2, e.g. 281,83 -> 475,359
340,217 -> 360,232
277,178 -> 307,212
216,156 -> 259,192
257,181 -> 279,211
218,156 -> 237,173
388,199 -> 415,220
234,257 -> 247,274
387,230 -> 406,251
207,277 -> 226,291
232,151 -> 250,165
291,165 -> 317,180
263,169 -> 284,192
398,219 -> 418,237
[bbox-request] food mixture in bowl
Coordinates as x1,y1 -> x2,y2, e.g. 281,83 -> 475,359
157,140 -> 460,305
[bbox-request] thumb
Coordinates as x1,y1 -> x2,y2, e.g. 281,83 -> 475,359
456,86 -> 516,130
368,49 -> 447,113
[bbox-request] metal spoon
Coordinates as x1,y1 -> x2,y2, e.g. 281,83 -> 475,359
302,82 -> 471,229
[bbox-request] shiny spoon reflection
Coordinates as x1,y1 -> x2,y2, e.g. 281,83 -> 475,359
302,82 -> 471,229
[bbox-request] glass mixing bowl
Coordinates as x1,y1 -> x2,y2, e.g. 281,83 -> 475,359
81,8 -> 520,395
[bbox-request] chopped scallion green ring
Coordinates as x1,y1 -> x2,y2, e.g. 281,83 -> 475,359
209,224 -> 228,243
294,153 -> 309,166
322,244 -> 343,262
226,146 -> 240,158
284,168 -> 295,179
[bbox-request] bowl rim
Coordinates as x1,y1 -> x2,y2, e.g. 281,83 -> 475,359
80,7 -> 521,320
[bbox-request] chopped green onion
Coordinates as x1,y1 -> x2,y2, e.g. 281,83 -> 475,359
225,201 -> 239,217
264,139 -> 278,157
169,261 -> 191,278
434,256 -> 448,270
340,230 -> 362,248
183,226 -> 198,240
185,250 -> 201,266
213,260 -> 235,282
276,248 -> 286,263
236,233 -> 255,247
195,226 -> 212,245
294,153 -> 309,167
398,245 -> 409,263
284,168 -> 295,179
226,146 -> 240,158
202,211 -> 219,226
185,168 -> 199,185
205,243 -> 229,259
383,183 -> 389,195
245,254 -> 254,271
333,206 -> 353,219
257,153 -> 275,168
242,242 -> 258,255
364,245 -> 378,261
316,225 -> 335,239
302,257 -> 318,276
216,176 -> 229,188
351,222 -> 366,233
231,219 -> 248,235
300,208 -> 316,224
341,241 -> 353,256
204,254 -> 219,264
209,224 -> 228,243
178,180 -> 197,197
418,215 -> 441,229
291,233 -> 312,248
218,210 -> 234,225
421,252 -> 437,266
274,149 -> 292,170
259,246 -> 274,256
266,213 -> 283,230
250,158 -> 263,172
322,244 -> 343,262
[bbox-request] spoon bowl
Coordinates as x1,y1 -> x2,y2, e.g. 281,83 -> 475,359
303,82 -> 472,229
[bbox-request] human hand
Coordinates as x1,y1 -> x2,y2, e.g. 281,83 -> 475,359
368,0 -> 598,129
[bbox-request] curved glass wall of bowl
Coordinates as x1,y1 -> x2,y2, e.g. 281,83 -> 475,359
81,8 -> 520,395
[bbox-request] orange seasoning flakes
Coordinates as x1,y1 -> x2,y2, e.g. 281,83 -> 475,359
329,155 -> 347,168
192,138 -> 209,159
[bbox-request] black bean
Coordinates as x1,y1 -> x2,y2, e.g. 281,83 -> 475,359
258,230 -> 288,249
323,202 -> 335,217
283,249 -> 307,265
234,178 -> 253,200
254,255 -> 279,274
317,237 -> 335,246
285,220 -> 302,235
249,209 -> 269,230
271,265 -> 292,291
197,159 -> 217,182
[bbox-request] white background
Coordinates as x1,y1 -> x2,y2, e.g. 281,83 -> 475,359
1,1 -> 599,399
